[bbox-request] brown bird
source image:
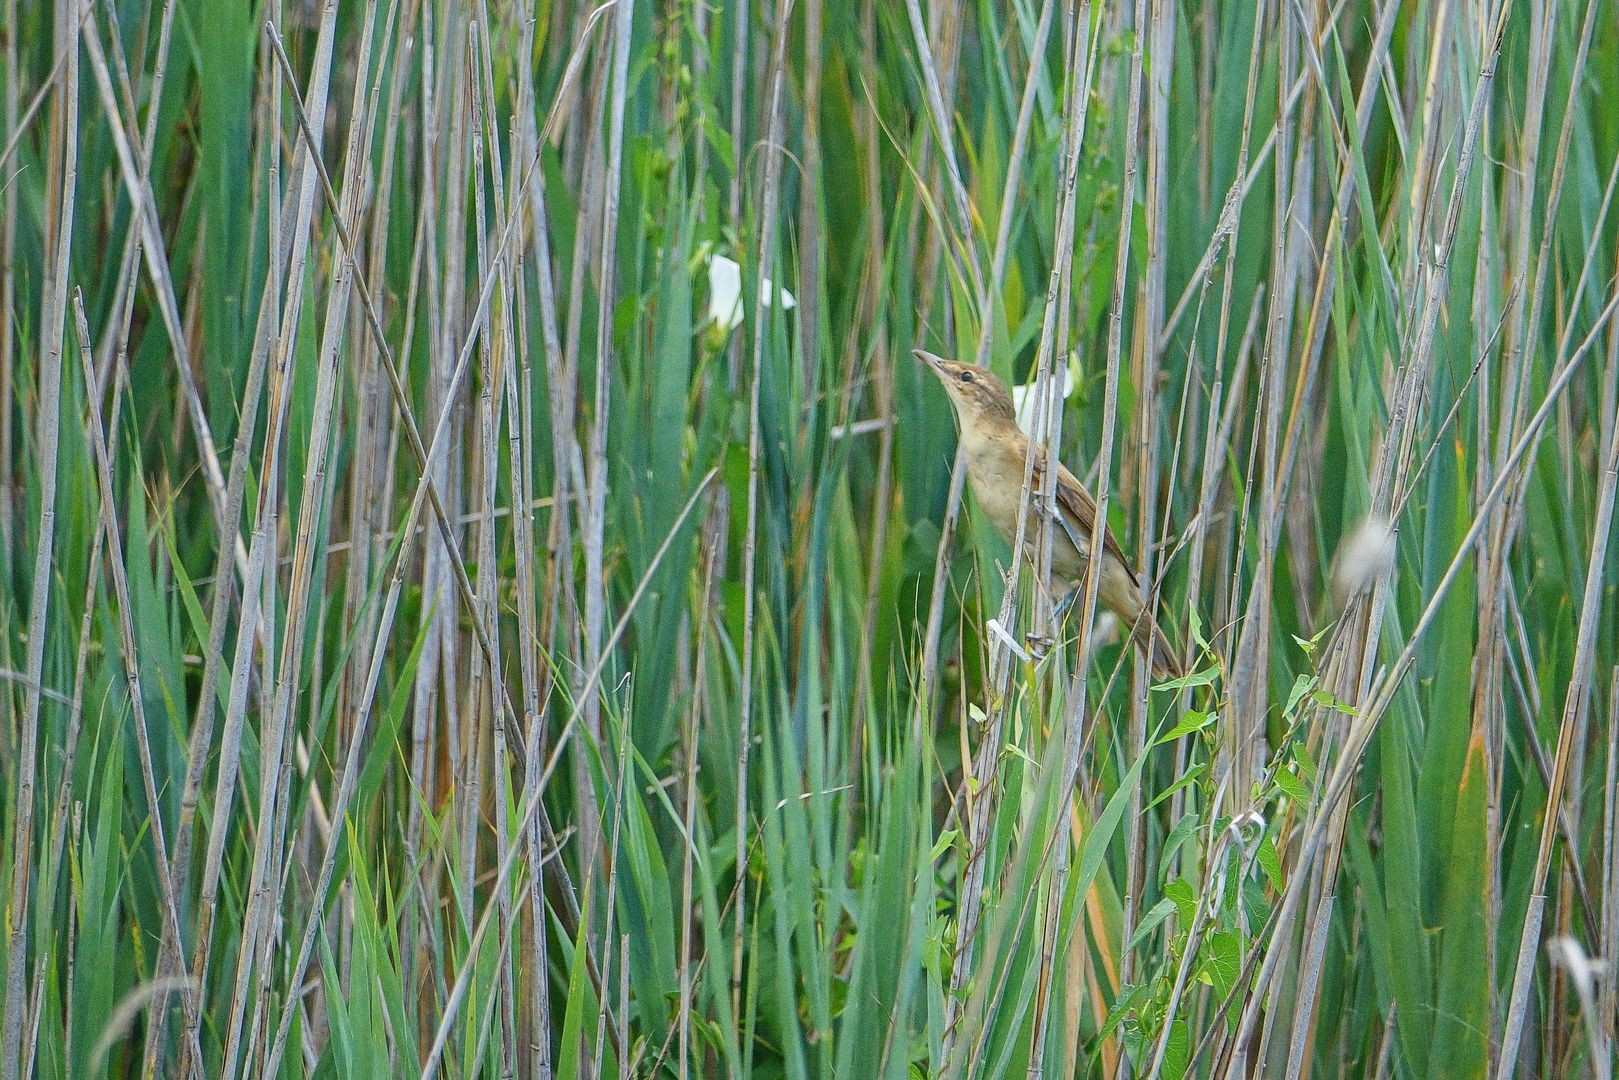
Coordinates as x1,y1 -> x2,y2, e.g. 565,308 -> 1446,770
916,348 -> 1180,678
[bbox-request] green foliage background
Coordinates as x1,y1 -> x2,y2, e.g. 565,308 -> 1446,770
1,0 -> 1616,1077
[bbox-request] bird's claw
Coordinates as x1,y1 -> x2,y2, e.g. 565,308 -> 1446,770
1024,631 -> 1055,659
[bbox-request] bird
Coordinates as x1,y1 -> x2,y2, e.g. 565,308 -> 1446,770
916,348 -> 1180,679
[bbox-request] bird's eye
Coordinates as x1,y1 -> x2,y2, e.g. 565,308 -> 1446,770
959,371 -> 975,384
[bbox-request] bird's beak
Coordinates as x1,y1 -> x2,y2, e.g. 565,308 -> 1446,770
913,348 -> 946,374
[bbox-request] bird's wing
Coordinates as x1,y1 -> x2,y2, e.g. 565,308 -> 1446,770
1030,453 -> 1136,579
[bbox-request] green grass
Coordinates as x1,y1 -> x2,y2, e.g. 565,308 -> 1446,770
2,0 -> 1618,1077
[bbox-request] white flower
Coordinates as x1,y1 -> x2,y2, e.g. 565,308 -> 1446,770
1331,515 -> 1396,602
705,252 -> 796,333
1011,352 -> 1080,436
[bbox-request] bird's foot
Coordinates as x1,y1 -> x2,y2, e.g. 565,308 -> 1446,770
1024,631 -> 1056,659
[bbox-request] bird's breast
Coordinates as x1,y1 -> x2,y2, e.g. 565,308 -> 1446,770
962,441 -> 1087,580
961,439 -> 1027,542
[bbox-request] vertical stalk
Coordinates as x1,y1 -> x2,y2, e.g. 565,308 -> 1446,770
0,6 -> 76,1071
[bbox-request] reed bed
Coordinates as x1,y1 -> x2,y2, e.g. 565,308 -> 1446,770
2,0 -> 1617,1076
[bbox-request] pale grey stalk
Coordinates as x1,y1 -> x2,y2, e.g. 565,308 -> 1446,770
1478,8 -> 1589,1048
0,17 -> 84,176
192,0 -> 329,1053
94,0 -> 206,915
561,7 -> 610,906
1228,279 -> 1619,1064
89,3 -> 216,1066
1601,677 -> 1619,1067
245,58 -> 371,1059
732,0 -> 794,1033
1225,0 -> 1297,841
934,0 -> 1061,1059
1240,8 -> 1508,1067
0,6 -> 75,1068
1156,70 -> 1312,354
435,11 -> 472,950
1069,0 -> 1146,1072
1174,0 -> 1270,831
339,0 -> 417,756
79,11 -> 234,541
676,506 -> 721,1080
255,12 -> 608,1067
455,18 -> 490,974
71,293 -> 206,1079
1117,0 -> 1176,1014
580,0 -> 634,888
403,4 -> 450,1009
474,8 -> 529,1069
218,4 -> 344,1069
1274,0 -> 1401,541
903,0 -> 985,300
1369,1004 -> 1398,1080
420,472 -> 718,1078
1023,4 -> 1103,1076
1273,3 -> 1405,1070
26,339 -> 121,1080
1491,0 -> 1560,482
264,10 -> 549,772
463,21 -> 509,1070
0,0 -> 16,567
1492,254 -> 1619,1080
510,12 -> 621,1071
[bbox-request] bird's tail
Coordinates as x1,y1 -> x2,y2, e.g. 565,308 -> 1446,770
1099,562 -> 1182,680
1132,614 -> 1182,682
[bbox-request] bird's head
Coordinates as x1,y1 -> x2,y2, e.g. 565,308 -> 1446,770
914,349 -> 1017,427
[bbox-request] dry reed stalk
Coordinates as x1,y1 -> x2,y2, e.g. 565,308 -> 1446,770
848,0 -> 896,812
27,336 -> 119,1080
933,0 -> 1065,1063
217,4 -> 344,1069
1168,0 -> 1272,845
1602,674 -> 1619,1069
80,7 -> 234,546
0,6 -> 76,1070
1116,0 -> 1178,1024
1493,180 -> 1619,1080
1070,1 -> 1148,1072
71,292 -> 206,1079
1265,2 -> 1406,1067
0,0 -> 16,570
1023,1 -> 1104,1072
672,503 -> 723,1080
910,0 -> 991,763
263,51 -> 614,1053
731,0 -> 795,1039
578,0 -> 635,904
421,469 -> 716,1077
1228,275 -> 1619,1076
251,10 -> 615,1068
1217,1 -> 1517,1064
